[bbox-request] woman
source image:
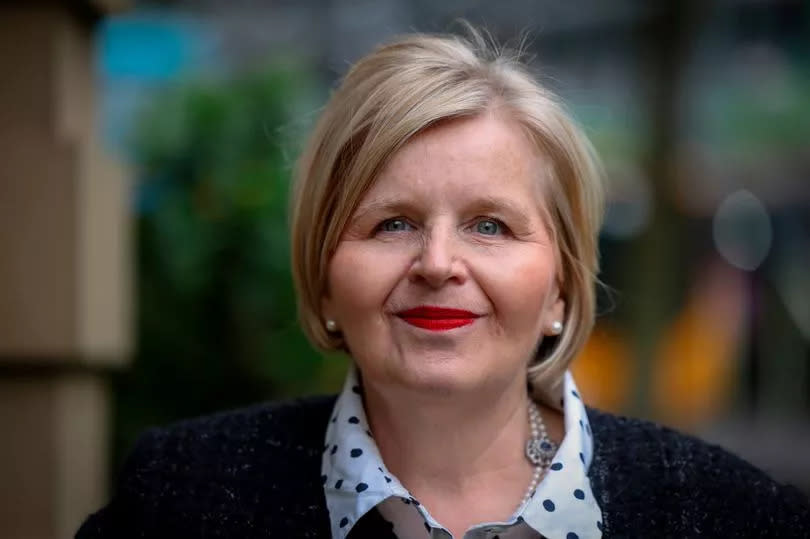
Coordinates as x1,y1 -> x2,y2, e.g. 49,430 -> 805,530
77,32 -> 810,538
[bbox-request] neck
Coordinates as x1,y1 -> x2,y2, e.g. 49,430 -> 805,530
368,379 -> 530,486
363,375 -> 542,533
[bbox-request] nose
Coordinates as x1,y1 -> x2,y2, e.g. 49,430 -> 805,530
408,225 -> 466,288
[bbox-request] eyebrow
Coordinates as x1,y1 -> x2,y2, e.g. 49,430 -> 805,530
349,197 -> 418,225
470,195 -> 534,221
472,195 -> 552,237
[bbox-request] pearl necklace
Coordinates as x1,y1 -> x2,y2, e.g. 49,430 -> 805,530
520,400 -> 558,508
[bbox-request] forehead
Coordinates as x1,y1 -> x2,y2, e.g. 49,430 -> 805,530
360,113 -> 550,210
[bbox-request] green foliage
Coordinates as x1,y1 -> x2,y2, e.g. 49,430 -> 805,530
112,66 -> 348,470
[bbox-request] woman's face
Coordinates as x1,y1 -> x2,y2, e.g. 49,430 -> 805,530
323,112 -> 565,396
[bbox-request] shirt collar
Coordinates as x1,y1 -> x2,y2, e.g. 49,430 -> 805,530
322,368 -> 603,539
521,371 -> 603,539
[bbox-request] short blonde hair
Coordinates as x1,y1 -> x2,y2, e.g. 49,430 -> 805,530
290,32 -> 604,395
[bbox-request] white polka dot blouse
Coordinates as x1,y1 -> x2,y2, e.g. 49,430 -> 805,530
322,368 -> 603,539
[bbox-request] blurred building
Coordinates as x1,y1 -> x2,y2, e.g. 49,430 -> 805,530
0,2 -> 131,538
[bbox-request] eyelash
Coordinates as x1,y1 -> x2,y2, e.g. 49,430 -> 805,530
374,217 -> 511,236
477,217 -> 511,235
376,218 -> 414,233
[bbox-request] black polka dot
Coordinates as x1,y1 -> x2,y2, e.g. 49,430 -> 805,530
330,445 -> 338,455
378,467 -> 384,472
579,419 -> 584,428
579,452 -> 585,464
350,448 -> 363,458
331,416 -> 337,423
574,489 -> 585,500
424,522 -> 431,533
516,516 -> 524,523
348,416 -> 360,424
355,482 -> 368,492
571,390 -> 580,399
321,474 -> 327,484
566,533 -> 579,539
334,479 -> 343,489
339,517 -> 349,528
543,499 -> 555,512
597,521 -> 603,531
402,498 -> 411,504
409,497 -> 420,506
550,462 -> 563,471
352,385 -> 362,394
366,430 -> 373,436
384,476 -> 392,483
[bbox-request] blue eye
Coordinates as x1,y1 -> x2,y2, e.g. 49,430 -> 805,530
379,219 -> 411,232
476,219 -> 502,235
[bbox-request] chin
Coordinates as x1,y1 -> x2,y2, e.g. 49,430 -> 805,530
391,354 -> 493,395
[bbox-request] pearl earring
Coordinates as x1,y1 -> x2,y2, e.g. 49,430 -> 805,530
325,319 -> 338,332
550,321 -> 563,335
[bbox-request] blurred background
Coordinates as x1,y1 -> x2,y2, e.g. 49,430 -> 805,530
1,1 -> 808,537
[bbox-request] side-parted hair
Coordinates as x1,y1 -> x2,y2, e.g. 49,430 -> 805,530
290,31 -> 604,396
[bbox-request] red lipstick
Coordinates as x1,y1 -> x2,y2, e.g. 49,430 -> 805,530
396,306 -> 479,331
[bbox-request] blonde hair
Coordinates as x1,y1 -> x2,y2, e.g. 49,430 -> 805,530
290,31 -> 604,396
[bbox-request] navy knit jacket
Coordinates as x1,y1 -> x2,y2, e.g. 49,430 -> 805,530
76,395 -> 810,538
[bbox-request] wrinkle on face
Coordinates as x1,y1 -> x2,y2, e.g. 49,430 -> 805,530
323,111 -> 565,398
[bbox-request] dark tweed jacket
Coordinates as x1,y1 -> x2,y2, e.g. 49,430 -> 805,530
76,395 -> 810,538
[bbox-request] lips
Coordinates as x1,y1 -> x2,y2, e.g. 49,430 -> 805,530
396,306 -> 480,331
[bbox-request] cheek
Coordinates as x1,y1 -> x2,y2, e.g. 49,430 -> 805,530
478,250 -> 557,326
327,244 -> 403,322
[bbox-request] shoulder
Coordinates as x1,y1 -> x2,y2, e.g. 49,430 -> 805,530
586,407 -> 810,537
126,394 -> 337,483
76,395 -> 337,539
136,393 -> 337,462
